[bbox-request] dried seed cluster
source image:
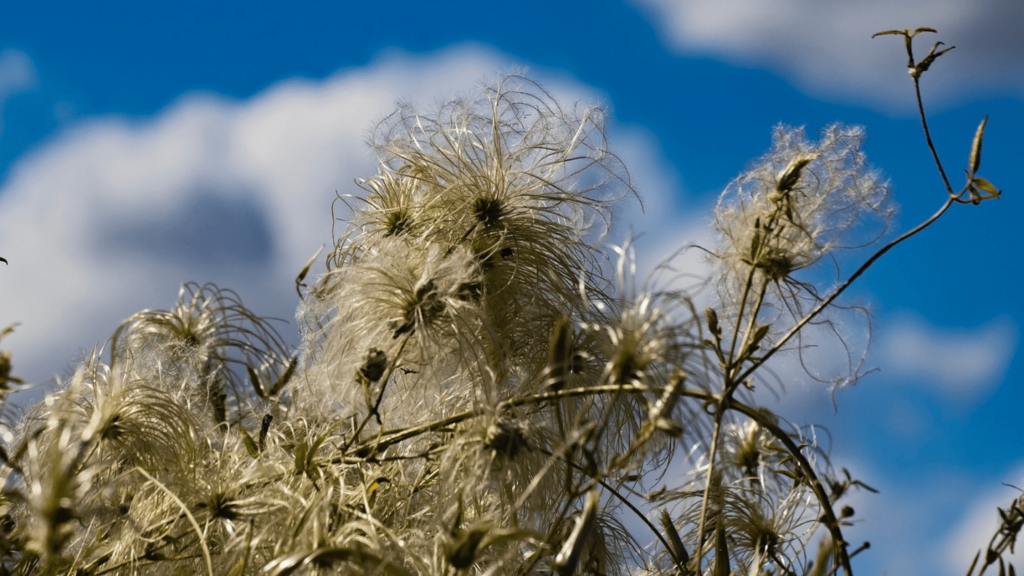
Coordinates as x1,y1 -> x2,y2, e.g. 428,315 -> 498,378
0,72 -> 926,576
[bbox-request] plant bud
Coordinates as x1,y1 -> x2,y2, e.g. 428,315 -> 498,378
359,348 -> 388,383
547,317 -> 574,391
775,155 -> 816,194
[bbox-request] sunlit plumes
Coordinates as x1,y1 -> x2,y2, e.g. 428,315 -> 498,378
304,237 -> 487,418
368,74 -> 631,249
581,296 -> 664,461
189,446 -> 292,547
719,418 -> 774,485
111,282 -> 293,425
70,359 -> 199,471
15,376 -> 99,570
711,124 -> 891,309
578,243 -> 699,463
689,414 -> 828,497
664,415 -> 830,574
598,242 -> 699,385
352,170 -> 428,240
533,315 -> 596,396
357,74 -> 635,360
722,485 -> 819,575
435,410 -> 563,531
598,294 -> 666,387
104,428 -> 302,573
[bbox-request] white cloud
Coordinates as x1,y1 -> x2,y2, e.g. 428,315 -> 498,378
632,0 -> 1024,111
944,462 -> 1024,574
0,49 -> 37,135
877,313 -> 1018,401
0,45 -> 687,397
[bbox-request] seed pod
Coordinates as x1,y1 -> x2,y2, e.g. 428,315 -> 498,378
259,414 -> 273,451
705,308 -> 721,340
447,526 -> 490,569
359,348 -> 388,383
659,510 -> 691,574
484,417 -> 531,460
268,357 -> 298,396
969,115 -> 988,174
547,317 -> 573,391
775,155 -> 815,194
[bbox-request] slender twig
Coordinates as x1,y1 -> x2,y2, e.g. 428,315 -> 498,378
726,266 -> 758,367
913,79 -> 956,198
351,383 -> 657,456
739,27 -> 968,389
694,271 -> 768,572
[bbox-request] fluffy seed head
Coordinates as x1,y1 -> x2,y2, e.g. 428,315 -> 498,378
711,124 -> 892,302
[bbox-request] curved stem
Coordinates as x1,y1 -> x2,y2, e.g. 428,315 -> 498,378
352,383 -> 658,456
727,400 -> 852,576
913,78 -> 956,198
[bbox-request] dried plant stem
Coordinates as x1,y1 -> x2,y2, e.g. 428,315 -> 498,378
694,271 -> 767,573
692,402 -> 725,573
351,383 -> 660,456
728,400 -> 852,576
726,266 -> 759,366
909,67 -> 956,199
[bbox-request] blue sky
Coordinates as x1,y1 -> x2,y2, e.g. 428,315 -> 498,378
0,1 -> 1022,573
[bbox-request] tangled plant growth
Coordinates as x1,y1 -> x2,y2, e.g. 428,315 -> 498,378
0,29 -> 1010,576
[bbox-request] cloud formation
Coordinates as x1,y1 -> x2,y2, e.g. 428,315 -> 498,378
830,456 -> 985,576
633,0 -> 1024,111
944,462 -> 1024,573
877,313 -> 1018,401
0,46 -> 686,393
